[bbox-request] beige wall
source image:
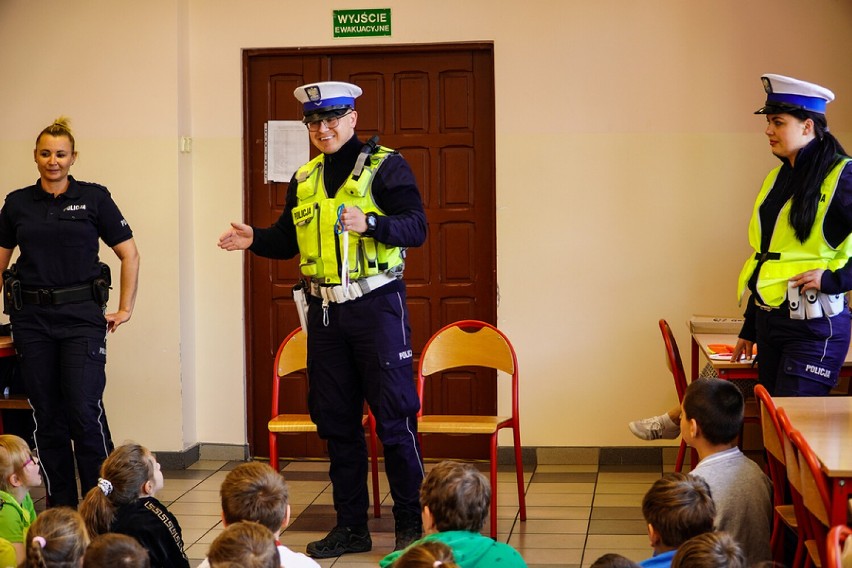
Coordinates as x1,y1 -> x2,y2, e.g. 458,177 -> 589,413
1,0 -> 850,452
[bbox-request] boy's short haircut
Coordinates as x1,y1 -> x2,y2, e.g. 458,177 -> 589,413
671,531 -> 746,568
220,462 -> 289,533
420,461 -> 490,533
641,472 -> 716,549
682,378 -> 744,445
0,434 -> 32,492
208,521 -> 279,568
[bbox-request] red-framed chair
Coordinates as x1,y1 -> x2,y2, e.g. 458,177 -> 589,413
791,427 -> 833,568
658,319 -> 697,472
777,407 -> 819,568
417,320 -> 526,539
268,327 -> 381,518
755,384 -> 802,565
826,524 -> 852,568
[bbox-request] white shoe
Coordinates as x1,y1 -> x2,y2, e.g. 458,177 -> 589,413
628,413 -> 680,440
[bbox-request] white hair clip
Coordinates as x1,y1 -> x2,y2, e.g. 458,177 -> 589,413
33,536 -> 46,549
97,477 -> 113,496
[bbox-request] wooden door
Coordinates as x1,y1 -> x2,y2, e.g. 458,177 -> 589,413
243,43 -> 496,460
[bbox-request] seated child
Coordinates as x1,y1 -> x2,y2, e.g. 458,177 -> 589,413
670,531 -> 746,568
0,434 -> 42,562
25,506 -> 90,567
79,443 -> 189,568
197,461 -> 318,568
380,460 -> 527,568
83,534 -> 151,568
681,378 -> 772,565
391,540 -> 459,568
208,521 -> 279,568
640,472 -> 715,568
590,553 -> 641,568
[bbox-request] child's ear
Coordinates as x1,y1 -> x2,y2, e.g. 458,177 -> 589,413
281,504 -> 291,531
141,480 -> 153,496
688,417 -> 700,440
422,505 -> 436,533
7,473 -> 22,489
647,523 -> 661,547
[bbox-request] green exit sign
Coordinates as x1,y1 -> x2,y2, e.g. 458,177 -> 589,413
333,9 -> 392,38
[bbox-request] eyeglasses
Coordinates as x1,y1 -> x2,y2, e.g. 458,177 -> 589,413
23,455 -> 38,467
305,111 -> 352,132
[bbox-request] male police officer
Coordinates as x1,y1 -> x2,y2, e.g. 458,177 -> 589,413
219,81 -> 426,558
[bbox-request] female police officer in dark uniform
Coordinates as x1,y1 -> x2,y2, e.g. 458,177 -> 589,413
0,117 -> 140,507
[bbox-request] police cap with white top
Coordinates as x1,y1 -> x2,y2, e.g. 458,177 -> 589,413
755,74 -> 835,115
294,81 -> 363,123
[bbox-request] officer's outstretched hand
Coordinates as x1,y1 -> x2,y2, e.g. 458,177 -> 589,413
218,222 -> 254,251
106,309 -> 132,333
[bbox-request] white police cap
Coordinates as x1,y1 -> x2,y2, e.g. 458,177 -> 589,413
294,81 -> 362,120
755,74 -> 835,115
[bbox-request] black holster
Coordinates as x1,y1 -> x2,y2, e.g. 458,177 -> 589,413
2,265 -> 22,315
92,262 -> 111,307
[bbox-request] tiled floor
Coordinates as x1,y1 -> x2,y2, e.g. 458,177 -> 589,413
26,453 -> 706,568
31,454 -> 705,568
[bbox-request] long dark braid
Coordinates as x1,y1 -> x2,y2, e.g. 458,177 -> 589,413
788,110 -> 849,243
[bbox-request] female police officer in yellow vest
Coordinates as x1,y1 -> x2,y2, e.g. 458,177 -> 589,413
630,74 -> 852,441
731,74 -> 852,396
219,81 -> 427,558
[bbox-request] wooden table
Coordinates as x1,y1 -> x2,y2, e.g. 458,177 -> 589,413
776,396 -> 852,526
691,332 -> 852,384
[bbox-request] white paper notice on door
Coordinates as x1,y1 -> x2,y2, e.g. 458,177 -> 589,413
265,121 -> 309,183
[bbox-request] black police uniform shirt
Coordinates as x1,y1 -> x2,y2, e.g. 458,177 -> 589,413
0,176 -> 133,288
250,133 -> 427,263
111,496 -> 190,568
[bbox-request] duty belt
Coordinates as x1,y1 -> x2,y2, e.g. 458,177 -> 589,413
309,273 -> 396,304
21,284 -> 96,306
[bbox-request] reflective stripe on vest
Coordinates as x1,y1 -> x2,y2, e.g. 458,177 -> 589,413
737,157 -> 852,306
290,146 -> 404,283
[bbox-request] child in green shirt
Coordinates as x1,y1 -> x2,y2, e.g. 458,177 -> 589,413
0,434 -> 42,562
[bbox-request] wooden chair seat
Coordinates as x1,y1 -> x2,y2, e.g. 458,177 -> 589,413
418,415 -> 511,435
268,414 -> 317,433
0,395 -> 31,411
805,539 -> 822,567
776,504 -> 798,529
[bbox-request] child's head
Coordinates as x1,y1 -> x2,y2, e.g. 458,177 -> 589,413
207,521 -> 279,568
25,507 -> 90,568
220,462 -> 289,534
391,540 -> 459,568
0,434 -> 41,492
681,378 -> 744,445
83,533 -> 151,568
80,444 -> 162,537
589,553 -> 642,568
671,531 -> 746,568
420,460 -> 490,533
641,472 -> 715,550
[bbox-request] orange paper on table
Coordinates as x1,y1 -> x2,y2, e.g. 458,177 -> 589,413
707,343 -> 756,355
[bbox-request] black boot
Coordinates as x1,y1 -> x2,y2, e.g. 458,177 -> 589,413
306,525 -> 372,558
394,513 -> 423,551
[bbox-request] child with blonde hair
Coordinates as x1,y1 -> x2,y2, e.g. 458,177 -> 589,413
0,434 -> 42,562
79,444 -> 188,568
207,521 -> 280,568
24,507 -> 90,568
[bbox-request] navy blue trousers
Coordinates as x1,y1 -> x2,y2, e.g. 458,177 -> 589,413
306,282 -> 424,527
755,307 -> 851,396
11,302 -> 113,507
